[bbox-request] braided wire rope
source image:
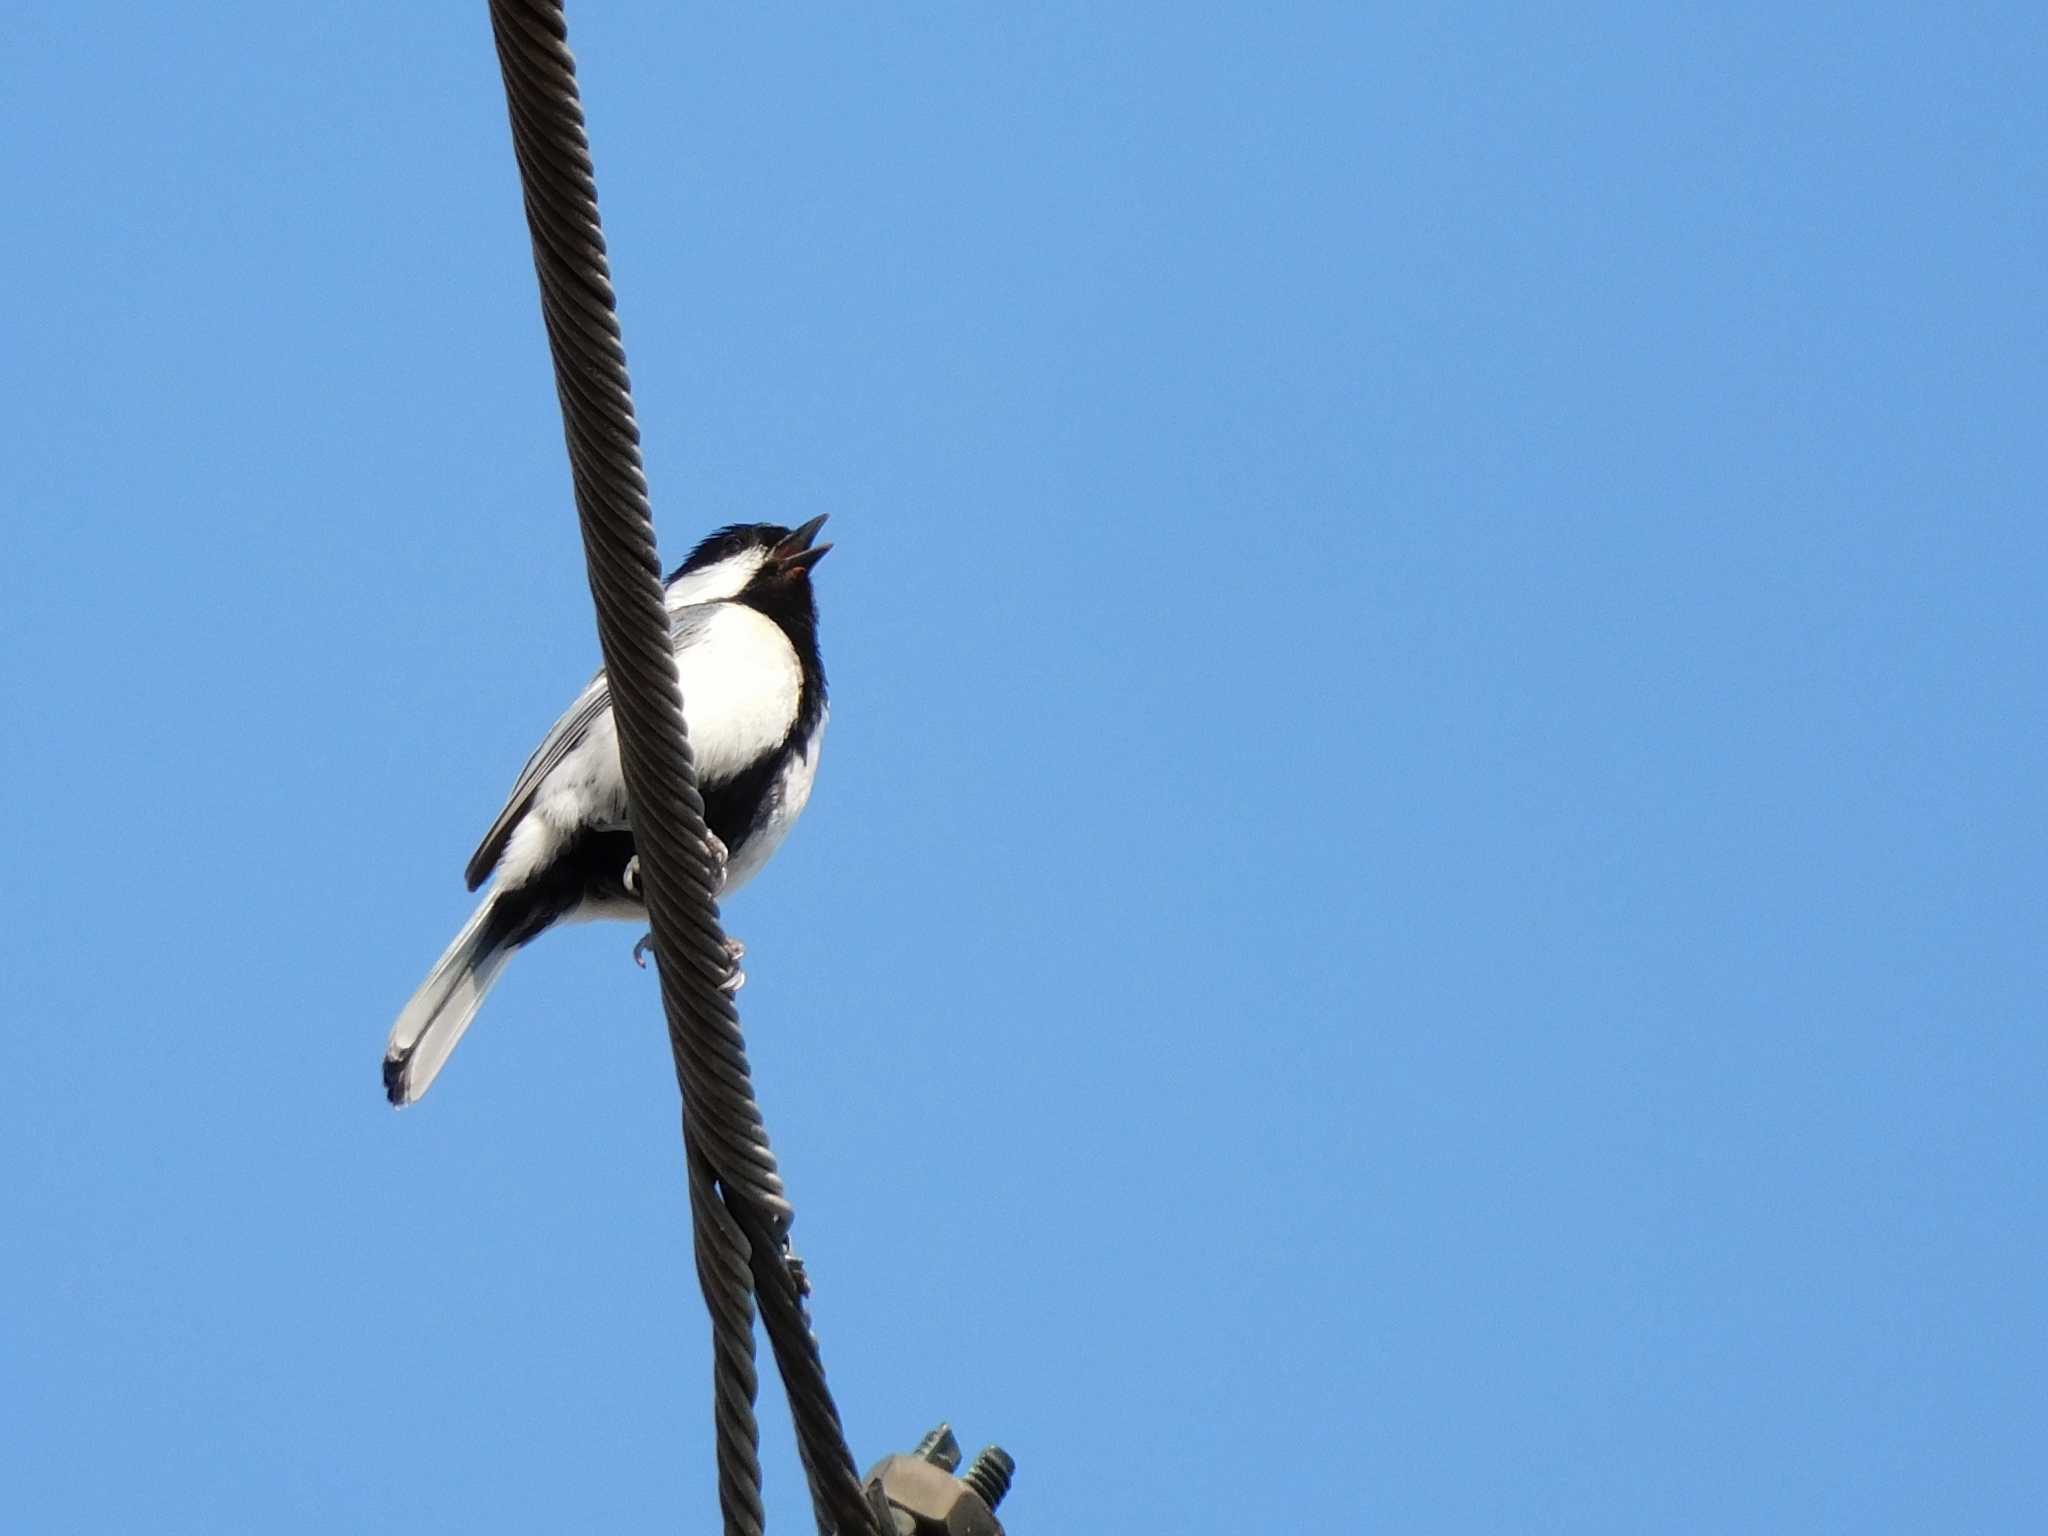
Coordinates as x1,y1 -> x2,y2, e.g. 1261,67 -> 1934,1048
484,3 -> 877,1530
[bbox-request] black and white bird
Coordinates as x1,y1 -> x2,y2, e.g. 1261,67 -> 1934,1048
382,516 -> 832,1107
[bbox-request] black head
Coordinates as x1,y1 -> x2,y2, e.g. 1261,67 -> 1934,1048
666,516 -> 832,598
663,517 -> 831,691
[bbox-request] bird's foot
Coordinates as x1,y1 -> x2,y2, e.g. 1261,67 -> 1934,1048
623,833 -> 726,900
632,933 -> 746,988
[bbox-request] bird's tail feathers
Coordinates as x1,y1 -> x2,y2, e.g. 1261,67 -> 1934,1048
383,894 -> 515,1107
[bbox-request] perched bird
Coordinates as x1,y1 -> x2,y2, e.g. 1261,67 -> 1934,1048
383,516 -> 832,1106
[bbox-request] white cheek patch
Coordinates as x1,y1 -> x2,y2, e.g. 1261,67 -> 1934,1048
664,549 -> 766,610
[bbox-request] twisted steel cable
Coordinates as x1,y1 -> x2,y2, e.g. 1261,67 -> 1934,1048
484,3 -> 875,1530
739,1203 -> 878,1533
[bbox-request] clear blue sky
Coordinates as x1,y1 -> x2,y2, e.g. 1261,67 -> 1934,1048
4,4 -> 2042,1531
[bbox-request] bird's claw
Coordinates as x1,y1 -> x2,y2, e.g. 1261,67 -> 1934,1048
625,836 -> 738,977
632,934 -> 746,990
625,835 -> 725,900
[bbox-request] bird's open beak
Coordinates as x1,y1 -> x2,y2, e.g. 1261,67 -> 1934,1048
774,514 -> 832,573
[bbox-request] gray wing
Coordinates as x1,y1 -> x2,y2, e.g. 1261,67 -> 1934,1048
463,671 -> 611,890
461,604 -> 719,891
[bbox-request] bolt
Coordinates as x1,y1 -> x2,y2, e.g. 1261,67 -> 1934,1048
911,1423 -> 961,1473
961,1446 -> 1014,1512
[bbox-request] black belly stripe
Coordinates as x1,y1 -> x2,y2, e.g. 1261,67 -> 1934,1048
701,745 -> 792,863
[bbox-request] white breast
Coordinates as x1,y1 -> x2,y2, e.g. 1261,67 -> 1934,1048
673,604 -> 803,782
